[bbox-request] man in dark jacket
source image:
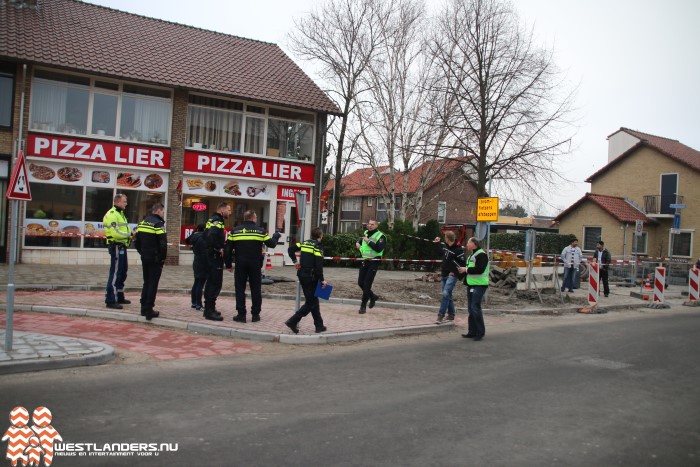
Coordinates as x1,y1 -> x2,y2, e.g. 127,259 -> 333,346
433,231 -> 466,323
186,224 -> 207,311
225,210 -> 280,323
284,227 -> 328,334
202,202 -> 231,321
133,203 -> 167,321
593,240 -> 612,297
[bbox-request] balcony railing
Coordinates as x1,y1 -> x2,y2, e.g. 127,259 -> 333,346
643,194 -> 684,215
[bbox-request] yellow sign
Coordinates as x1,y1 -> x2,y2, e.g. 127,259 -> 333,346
477,197 -> 499,222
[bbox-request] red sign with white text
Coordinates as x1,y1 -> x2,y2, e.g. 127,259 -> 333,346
183,151 -> 315,184
277,185 -> 312,201
27,133 -> 171,169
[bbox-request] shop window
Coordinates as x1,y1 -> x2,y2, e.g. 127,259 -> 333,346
0,73 -> 13,128
83,187 -> 114,249
266,119 -> 313,160
583,226 -> 602,251
25,184 -> 83,248
244,116 -> 265,155
91,93 -> 118,137
118,189 -> 164,227
670,231 -> 693,257
181,195 -> 215,230
187,105 -> 242,151
30,79 -> 89,135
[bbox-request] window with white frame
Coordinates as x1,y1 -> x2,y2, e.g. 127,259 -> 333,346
29,69 -> 172,144
187,95 -> 243,151
633,231 -> 648,255
244,105 -> 266,155
341,197 -> 361,211
367,197 -> 373,207
438,201 -> 447,223
340,221 -> 361,233
670,230 -> 693,257
266,107 -> 314,160
583,226 -> 602,251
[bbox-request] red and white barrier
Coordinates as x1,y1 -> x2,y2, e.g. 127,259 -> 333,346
653,266 -> 665,303
689,267 -> 699,302
265,253 -> 273,270
588,261 -> 599,306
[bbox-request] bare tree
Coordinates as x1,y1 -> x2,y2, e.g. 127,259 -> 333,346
431,0 -> 576,202
289,0 -> 385,234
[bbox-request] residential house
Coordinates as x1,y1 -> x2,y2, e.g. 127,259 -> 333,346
555,128 -> 700,261
326,159 -> 478,233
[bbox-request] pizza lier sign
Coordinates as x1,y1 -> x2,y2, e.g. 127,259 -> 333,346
27,134 -> 171,169
184,151 -> 314,184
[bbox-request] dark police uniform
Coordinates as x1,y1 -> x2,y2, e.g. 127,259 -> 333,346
202,212 -> 226,320
133,213 -> 167,319
357,227 -> 386,313
224,221 -> 280,321
285,238 -> 326,332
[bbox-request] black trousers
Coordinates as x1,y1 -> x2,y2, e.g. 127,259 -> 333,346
204,254 -> 223,312
140,260 -> 163,311
235,260 -> 262,316
600,267 -> 610,296
288,272 -> 324,328
358,260 -> 380,306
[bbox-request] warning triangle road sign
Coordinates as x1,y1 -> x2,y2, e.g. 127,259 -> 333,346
6,150 -> 32,201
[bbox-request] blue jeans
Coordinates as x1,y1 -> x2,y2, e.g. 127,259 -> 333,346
467,285 -> 487,337
561,266 -> 576,291
439,275 -> 458,316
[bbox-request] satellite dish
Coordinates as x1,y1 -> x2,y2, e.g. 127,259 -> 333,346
474,222 -> 487,240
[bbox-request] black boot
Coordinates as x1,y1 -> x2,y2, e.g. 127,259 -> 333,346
284,320 -> 299,334
368,293 -> 379,309
117,294 -> 131,305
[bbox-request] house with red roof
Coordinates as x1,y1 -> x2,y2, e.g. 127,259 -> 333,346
555,128 -> 700,261
0,0 -> 340,265
325,158 -> 478,232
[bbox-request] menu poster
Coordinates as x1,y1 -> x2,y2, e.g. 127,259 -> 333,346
26,160 -> 168,192
183,176 -> 270,200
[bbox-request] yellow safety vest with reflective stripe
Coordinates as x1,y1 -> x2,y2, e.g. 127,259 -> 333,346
227,227 -> 271,243
103,206 -> 131,246
135,220 -> 166,236
359,230 -> 385,259
299,239 -> 323,260
466,248 -> 489,286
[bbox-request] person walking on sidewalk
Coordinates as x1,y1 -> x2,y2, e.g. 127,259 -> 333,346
103,194 -> 132,309
225,210 -> 281,323
433,231 -> 466,323
202,203 -> 231,321
356,218 -> 386,314
458,237 -> 489,341
133,203 -> 167,320
285,227 -> 328,334
186,224 -> 207,311
593,240 -> 611,297
560,238 -> 582,293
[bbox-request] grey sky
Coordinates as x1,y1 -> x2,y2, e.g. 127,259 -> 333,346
86,0 -> 700,215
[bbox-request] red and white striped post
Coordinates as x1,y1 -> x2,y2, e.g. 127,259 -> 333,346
588,261 -> 599,307
689,267 -> 699,302
653,266 -> 666,303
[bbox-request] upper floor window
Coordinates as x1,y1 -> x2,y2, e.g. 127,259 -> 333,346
29,69 -> 172,145
341,197 -> 361,211
438,201 -> 447,223
186,95 -> 315,161
0,71 -> 14,128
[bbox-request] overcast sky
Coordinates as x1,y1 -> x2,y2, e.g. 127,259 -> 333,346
87,0 -> 700,215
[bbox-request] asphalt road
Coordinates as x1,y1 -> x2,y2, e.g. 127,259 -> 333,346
2,310 -> 699,466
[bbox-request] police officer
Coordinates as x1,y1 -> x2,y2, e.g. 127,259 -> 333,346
355,218 -> 386,314
103,194 -> 132,309
284,227 -> 327,334
225,210 -> 280,323
133,203 -> 167,320
458,237 -> 489,340
202,202 -> 231,321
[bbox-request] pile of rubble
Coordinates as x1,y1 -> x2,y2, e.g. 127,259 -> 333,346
417,266 -> 520,288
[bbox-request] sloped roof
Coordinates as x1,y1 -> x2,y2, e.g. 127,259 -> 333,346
587,127 -> 700,182
555,193 -> 656,224
0,0 -> 341,115
326,158 -> 472,196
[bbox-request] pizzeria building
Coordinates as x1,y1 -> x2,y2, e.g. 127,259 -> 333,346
0,0 -> 340,265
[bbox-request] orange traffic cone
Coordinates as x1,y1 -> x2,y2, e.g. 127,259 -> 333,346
265,253 -> 273,269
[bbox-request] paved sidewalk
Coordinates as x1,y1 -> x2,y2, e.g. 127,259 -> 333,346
0,263 -> 678,374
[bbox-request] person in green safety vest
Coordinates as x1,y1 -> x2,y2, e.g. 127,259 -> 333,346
103,194 -> 132,309
355,218 -> 386,314
458,237 -> 489,340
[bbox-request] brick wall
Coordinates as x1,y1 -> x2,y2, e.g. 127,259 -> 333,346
164,89 -> 188,265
